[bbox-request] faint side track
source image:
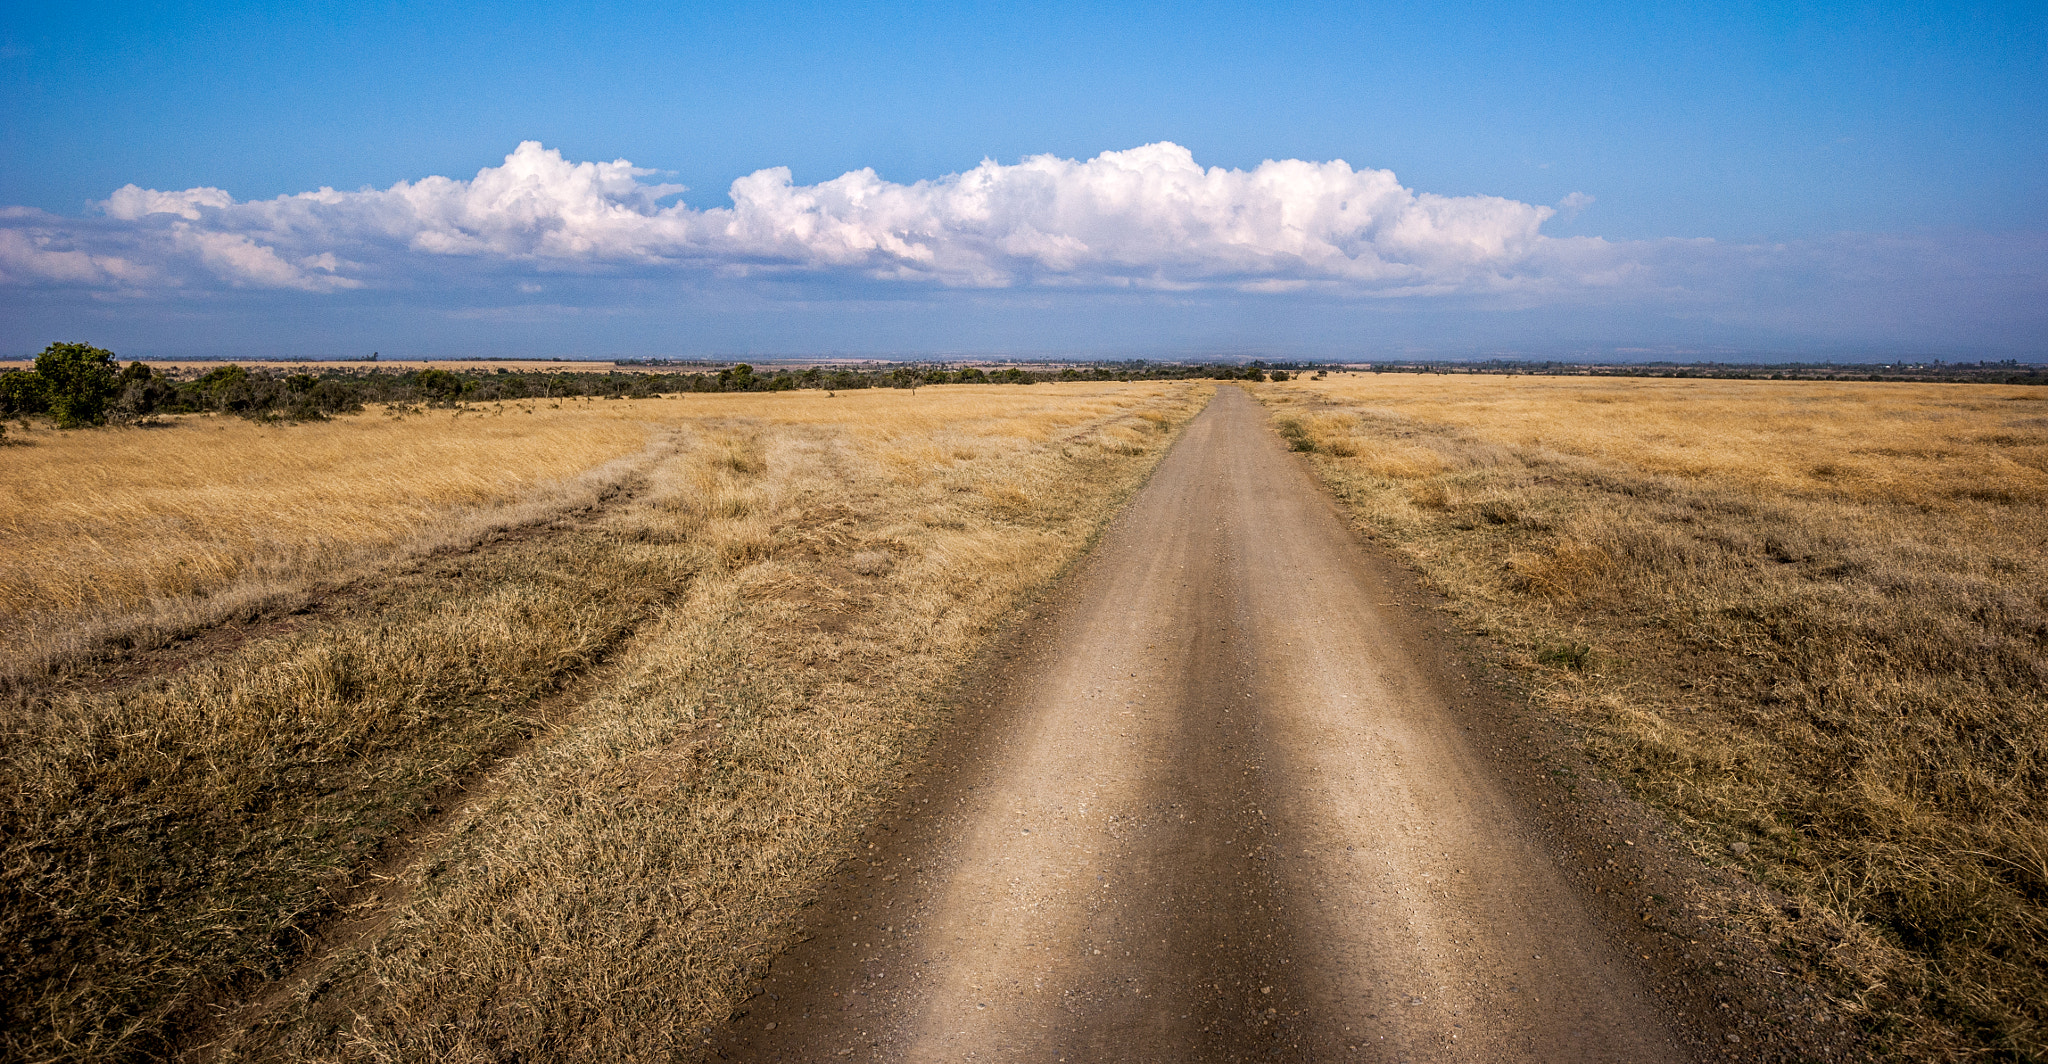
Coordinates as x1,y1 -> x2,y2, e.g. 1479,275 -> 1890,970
0,433 -> 689,1064
163,445 -> 701,1062
708,389 -> 1697,1062
176,625 -> 680,1063
0,430 -> 679,704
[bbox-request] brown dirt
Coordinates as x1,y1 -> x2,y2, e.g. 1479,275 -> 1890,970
700,388 -> 1861,1062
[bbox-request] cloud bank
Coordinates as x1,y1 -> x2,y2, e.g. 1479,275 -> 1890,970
1,142 -> 1572,294
3,142 -> 2042,356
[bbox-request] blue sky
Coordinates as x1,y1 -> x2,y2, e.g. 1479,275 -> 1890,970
3,1 -> 2043,360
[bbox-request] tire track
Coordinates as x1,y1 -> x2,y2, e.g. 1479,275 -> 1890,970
166,438 -> 701,1062
4,428 -> 681,703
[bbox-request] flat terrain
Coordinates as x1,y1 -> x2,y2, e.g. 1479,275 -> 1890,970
1,383 -> 1209,1063
1267,374 -> 2047,1059
11,372 -> 2034,1060
710,388 -> 1694,1062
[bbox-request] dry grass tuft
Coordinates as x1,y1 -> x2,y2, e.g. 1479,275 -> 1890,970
0,381 -> 1209,1063
1264,374 -> 2048,1060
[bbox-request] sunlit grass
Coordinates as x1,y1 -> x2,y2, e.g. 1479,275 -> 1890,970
1268,373 -> 2048,1059
0,380 -> 1211,1063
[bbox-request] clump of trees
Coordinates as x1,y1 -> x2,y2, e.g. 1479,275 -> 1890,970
1,347 -> 369,425
1,343 -> 122,427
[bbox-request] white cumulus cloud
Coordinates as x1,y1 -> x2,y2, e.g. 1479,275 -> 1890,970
1,141 -> 1571,295
0,201 -> 359,293
19,140 -> 2029,346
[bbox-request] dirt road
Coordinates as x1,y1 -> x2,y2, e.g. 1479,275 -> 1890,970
710,387 -> 1692,1062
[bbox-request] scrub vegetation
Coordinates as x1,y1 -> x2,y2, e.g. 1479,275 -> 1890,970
0,380 -> 1210,1063
1265,374 -> 2048,1060
0,344 -> 1267,428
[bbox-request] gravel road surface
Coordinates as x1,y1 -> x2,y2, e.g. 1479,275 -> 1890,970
710,386 -> 1693,1062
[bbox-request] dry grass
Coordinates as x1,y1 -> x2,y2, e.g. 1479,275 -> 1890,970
0,381 -> 1209,1063
0,398 -> 664,677
1265,374 -> 2048,1060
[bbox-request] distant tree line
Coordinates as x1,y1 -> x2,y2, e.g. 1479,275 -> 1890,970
0,344 -> 1306,428
9,343 -> 2037,433
1350,359 -> 2047,386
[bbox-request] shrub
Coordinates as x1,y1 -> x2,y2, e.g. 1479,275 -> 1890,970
717,364 -> 756,392
34,342 -> 121,427
110,362 -> 179,422
193,363 -> 249,397
0,369 -> 47,418
408,368 -> 468,405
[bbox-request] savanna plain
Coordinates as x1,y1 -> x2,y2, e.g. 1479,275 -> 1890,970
2,372 -> 2042,1063
0,382 -> 1208,1062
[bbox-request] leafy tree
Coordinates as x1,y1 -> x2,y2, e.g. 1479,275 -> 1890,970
34,342 -> 120,427
193,364 -> 249,395
112,362 -> 175,421
0,369 -> 47,418
717,363 -> 756,391
189,364 -> 257,414
408,368 -> 467,404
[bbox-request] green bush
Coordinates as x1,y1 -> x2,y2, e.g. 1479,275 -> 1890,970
716,363 -> 756,391
408,368 -> 468,405
0,369 -> 46,418
111,361 -> 176,422
1273,416 -> 1316,452
34,342 -> 120,427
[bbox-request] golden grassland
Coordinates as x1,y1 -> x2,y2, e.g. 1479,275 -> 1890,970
0,381 -> 1211,1063
1264,374 -> 2048,1060
1,399 -> 652,630
0,388 -> 1170,679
